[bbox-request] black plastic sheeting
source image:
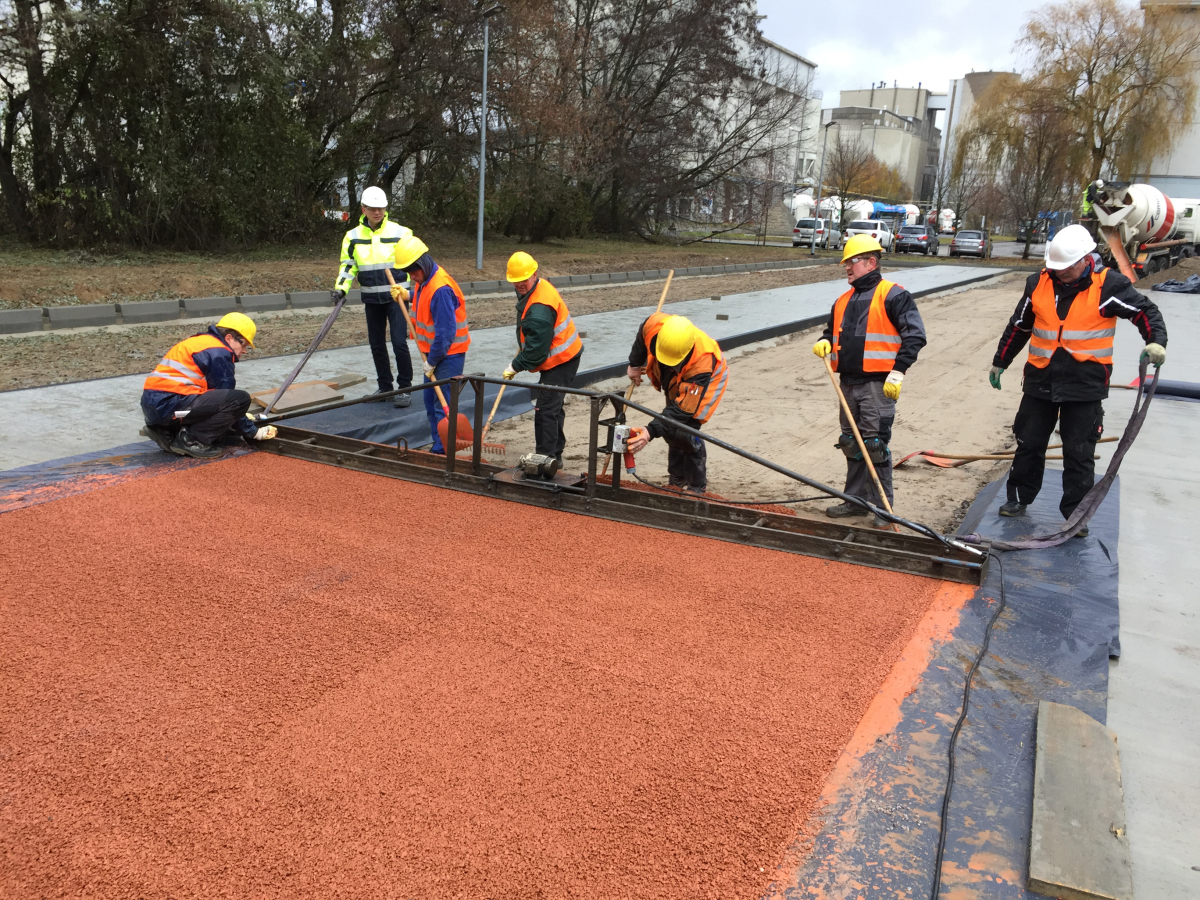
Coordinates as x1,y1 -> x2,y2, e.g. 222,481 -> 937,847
778,473 -> 1120,899
1151,273 -> 1200,293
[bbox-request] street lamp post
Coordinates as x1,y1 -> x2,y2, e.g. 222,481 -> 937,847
810,119 -> 835,257
476,4 -> 503,271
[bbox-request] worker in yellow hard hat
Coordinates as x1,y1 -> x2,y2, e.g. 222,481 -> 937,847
625,314 -> 728,493
140,312 -> 277,459
812,233 -> 927,525
500,252 -> 584,462
334,185 -> 416,408
393,233 -> 472,454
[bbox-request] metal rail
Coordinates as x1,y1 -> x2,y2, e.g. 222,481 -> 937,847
252,374 -> 986,584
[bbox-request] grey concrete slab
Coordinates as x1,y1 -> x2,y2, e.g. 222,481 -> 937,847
117,299 -> 182,323
288,290 -> 333,309
0,308 -> 46,334
239,293 -> 288,312
182,296 -> 239,317
46,305 -> 119,328
1100,288 -> 1200,900
0,265 -> 998,471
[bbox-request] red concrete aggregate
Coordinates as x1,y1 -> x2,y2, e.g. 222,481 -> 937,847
0,452 -> 946,899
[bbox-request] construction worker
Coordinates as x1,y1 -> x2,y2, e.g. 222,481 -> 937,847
813,234 -> 927,525
393,234 -> 471,453
625,315 -> 728,493
334,186 -> 414,407
501,252 -> 584,461
989,224 -> 1167,534
140,312 -> 277,459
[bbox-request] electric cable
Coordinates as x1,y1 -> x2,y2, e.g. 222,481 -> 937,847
628,471 -> 829,505
929,550 -> 1007,900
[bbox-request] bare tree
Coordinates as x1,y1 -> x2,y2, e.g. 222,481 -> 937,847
825,130 -> 873,229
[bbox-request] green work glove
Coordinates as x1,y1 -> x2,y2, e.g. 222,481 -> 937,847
1142,343 -> 1166,366
989,365 -> 1004,390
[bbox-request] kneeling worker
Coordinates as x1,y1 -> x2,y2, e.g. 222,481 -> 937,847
813,234 -> 927,523
989,224 -> 1166,533
501,252 -> 584,461
140,312 -> 277,459
625,315 -> 728,493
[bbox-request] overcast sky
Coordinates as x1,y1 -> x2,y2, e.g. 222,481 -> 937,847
755,1 -> 1050,105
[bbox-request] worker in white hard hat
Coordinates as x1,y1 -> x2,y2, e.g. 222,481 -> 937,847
625,314 -> 728,493
812,234 -> 927,526
334,185 -> 416,408
989,223 -> 1167,535
501,251 -> 584,462
140,313 -> 278,459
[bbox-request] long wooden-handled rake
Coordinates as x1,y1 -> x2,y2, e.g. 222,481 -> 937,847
476,383 -> 509,458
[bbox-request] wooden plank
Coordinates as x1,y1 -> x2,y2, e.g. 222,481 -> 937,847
249,382 -> 344,412
325,372 -> 367,390
1029,701 -> 1134,900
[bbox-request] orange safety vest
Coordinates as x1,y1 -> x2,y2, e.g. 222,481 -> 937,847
830,279 -> 903,373
646,322 -> 729,424
1027,269 -> 1113,367
142,334 -> 228,395
519,279 -> 583,372
413,265 -> 471,357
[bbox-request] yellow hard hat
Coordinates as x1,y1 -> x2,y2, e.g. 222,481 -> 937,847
393,233 -> 430,270
841,233 -> 883,263
506,251 -> 538,283
655,316 -> 697,367
216,312 -> 257,348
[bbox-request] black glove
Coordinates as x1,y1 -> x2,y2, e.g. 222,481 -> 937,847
332,289 -> 346,302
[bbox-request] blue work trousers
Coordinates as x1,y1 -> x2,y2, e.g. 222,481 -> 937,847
424,352 -> 466,453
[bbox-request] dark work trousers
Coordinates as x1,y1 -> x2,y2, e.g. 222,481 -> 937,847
532,350 -> 582,459
170,390 -> 252,444
423,352 -> 466,454
837,380 -> 895,507
1008,394 -> 1104,518
664,425 -> 707,491
364,300 -> 413,391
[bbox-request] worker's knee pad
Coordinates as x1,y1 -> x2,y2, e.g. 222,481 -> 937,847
836,432 -> 862,461
862,437 -> 890,465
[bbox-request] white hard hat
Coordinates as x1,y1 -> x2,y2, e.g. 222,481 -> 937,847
1045,223 -> 1096,270
361,186 -> 388,209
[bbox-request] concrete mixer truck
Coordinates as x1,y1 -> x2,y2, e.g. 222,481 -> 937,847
1090,181 -> 1200,281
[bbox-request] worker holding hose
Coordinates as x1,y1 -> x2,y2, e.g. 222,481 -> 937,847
334,186 -> 415,408
501,252 -> 584,462
989,224 -> 1167,534
813,234 -> 927,526
625,315 -> 728,493
394,234 -> 471,454
140,313 -> 277,459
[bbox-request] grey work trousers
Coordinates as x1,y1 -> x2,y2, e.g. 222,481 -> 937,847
837,380 -> 896,507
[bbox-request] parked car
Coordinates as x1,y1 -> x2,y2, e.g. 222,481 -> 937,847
896,225 -> 939,256
949,230 -> 991,258
842,219 -> 894,252
792,217 -> 842,250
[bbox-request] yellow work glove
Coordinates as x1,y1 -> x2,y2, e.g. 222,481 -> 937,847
502,365 -> 517,380
1142,343 -> 1166,366
812,339 -> 832,358
390,283 -> 409,303
253,425 -> 278,440
883,370 -> 903,401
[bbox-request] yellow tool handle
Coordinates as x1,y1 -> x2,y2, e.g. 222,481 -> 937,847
481,384 -> 507,442
822,356 -> 895,518
387,268 -> 449,412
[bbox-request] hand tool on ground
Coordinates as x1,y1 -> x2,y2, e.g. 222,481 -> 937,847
602,270 -> 675,477
385,268 -> 474,452
258,291 -> 348,417
895,437 -> 1117,469
822,356 -> 897,528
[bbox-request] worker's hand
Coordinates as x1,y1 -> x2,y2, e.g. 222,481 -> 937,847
389,283 -> 409,303
423,360 -> 436,379
989,365 -> 1004,390
1142,342 -> 1166,367
332,289 -> 346,303
502,365 -> 517,380
812,339 -> 832,358
626,426 -> 652,453
626,365 -> 644,386
253,425 -> 278,441
883,370 -> 903,401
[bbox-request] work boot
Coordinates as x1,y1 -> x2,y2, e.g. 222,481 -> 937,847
873,515 -> 892,529
364,390 -> 390,402
170,428 -> 222,459
140,423 -> 176,455
826,501 -> 869,518
393,391 -> 412,408
998,499 -> 1027,517
1073,525 -> 1090,538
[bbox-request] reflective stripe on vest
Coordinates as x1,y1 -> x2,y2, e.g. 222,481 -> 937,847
830,280 -> 903,372
1027,269 -> 1113,368
336,218 -> 412,294
142,334 -> 226,395
669,330 -> 728,424
413,265 -> 471,356
519,280 -> 583,372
